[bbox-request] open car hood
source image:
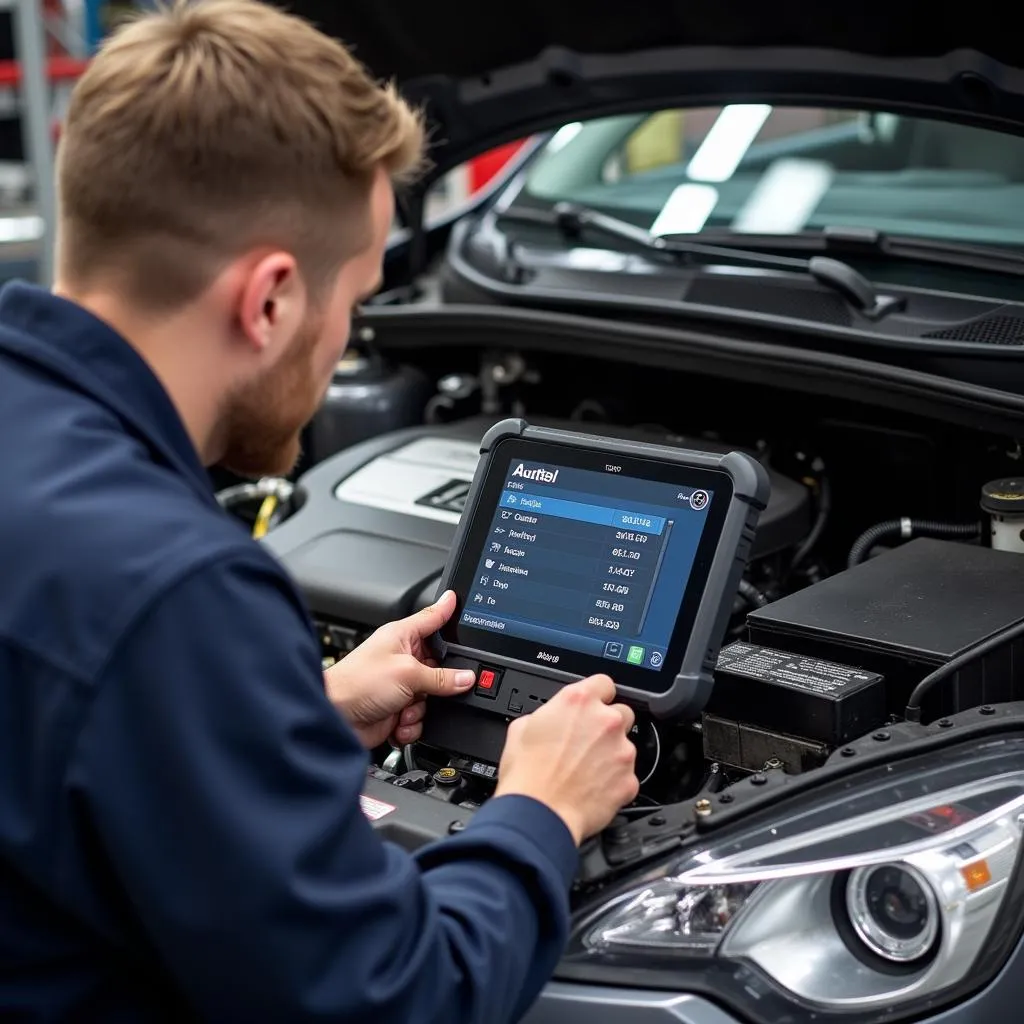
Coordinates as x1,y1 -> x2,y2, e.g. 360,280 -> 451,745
286,1 -> 1024,187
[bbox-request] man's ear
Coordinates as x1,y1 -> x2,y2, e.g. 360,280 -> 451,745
236,252 -> 306,356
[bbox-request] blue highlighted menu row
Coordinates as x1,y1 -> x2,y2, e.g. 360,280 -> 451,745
500,490 -> 667,535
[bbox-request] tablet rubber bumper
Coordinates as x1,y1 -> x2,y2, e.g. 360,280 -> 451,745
432,418 -> 771,722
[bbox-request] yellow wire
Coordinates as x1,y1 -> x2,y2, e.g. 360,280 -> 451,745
252,494 -> 278,538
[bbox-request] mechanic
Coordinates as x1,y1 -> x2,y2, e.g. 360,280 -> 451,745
0,2 -> 640,1021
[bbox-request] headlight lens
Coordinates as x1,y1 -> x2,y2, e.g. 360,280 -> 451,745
846,863 -> 938,964
568,736 -> 1024,1021
592,880 -> 759,951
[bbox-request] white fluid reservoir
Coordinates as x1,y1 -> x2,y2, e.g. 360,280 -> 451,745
981,478 -> 1024,553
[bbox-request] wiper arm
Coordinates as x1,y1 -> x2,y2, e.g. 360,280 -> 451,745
499,202 -> 903,319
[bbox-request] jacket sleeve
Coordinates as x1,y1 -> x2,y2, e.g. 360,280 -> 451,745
66,548 -> 578,1024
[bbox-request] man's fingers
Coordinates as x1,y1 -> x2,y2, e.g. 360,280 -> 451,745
615,702 -> 635,732
392,722 -> 423,745
578,673 -> 617,704
400,701 -> 425,727
405,590 -> 458,640
390,701 -> 427,746
406,660 -> 475,697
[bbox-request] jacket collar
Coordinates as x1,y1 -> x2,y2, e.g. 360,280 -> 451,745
0,280 -> 218,507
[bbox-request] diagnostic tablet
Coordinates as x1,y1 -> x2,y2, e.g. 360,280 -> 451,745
431,419 -> 770,720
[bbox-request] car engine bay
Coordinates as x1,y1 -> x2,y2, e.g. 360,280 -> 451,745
254,326 -> 1024,890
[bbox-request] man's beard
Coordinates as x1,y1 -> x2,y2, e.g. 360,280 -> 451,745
218,311 -> 325,479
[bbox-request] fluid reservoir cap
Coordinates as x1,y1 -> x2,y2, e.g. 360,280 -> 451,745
333,350 -> 370,376
433,767 -> 461,786
981,478 -> 1024,516
332,348 -> 388,382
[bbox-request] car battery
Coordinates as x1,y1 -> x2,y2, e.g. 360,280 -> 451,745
745,537 -> 1024,720
707,641 -> 887,747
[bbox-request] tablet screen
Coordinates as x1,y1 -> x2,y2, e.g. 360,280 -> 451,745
441,438 -> 733,694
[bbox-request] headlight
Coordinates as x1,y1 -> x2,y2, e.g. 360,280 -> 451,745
845,862 -> 938,964
565,736 -> 1024,1022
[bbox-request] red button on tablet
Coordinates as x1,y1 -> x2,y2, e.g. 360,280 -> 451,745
474,668 -> 501,699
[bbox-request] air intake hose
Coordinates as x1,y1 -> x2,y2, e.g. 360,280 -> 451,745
847,518 -> 980,569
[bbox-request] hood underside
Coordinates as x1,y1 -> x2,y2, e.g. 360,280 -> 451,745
285,1 -> 1024,184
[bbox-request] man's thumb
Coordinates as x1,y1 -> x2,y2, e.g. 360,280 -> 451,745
410,662 -> 477,697
409,589 -> 458,638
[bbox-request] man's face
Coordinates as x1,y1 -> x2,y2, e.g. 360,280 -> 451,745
219,172 -> 394,478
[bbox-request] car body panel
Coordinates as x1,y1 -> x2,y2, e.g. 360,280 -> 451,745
523,927 -> 1024,1023
523,984 -> 736,1024
285,1 -> 1024,183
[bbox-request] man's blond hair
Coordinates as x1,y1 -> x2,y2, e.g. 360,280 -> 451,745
56,0 -> 425,309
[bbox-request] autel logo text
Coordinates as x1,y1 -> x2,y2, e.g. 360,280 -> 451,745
512,463 -> 559,484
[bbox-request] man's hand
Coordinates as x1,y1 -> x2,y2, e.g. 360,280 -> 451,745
495,675 -> 639,844
323,591 -> 476,749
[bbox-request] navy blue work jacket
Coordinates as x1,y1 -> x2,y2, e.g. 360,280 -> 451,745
0,282 -> 577,1022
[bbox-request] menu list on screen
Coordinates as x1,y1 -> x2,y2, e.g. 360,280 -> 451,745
459,459 -> 713,671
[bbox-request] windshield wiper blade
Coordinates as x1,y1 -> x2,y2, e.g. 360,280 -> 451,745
820,227 -> 1024,277
498,202 -> 904,320
636,224 -> 1024,278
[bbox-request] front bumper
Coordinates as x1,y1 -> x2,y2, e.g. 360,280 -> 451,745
523,930 -> 1024,1024
523,985 -> 737,1024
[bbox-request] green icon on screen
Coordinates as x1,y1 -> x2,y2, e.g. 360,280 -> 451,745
626,645 -> 645,665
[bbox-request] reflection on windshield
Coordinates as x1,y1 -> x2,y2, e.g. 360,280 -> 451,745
521,107 -> 1024,248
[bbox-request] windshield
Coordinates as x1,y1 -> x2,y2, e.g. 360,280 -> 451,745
518,107 -> 1024,248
